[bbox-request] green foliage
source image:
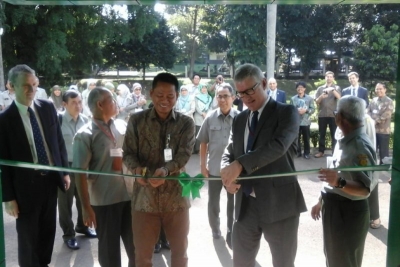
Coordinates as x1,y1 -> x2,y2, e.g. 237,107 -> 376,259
223,5 -> 267,66
277,5 -> 351,79
353,24 -> 399,84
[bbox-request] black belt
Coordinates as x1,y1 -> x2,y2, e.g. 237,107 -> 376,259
321,192 -> 353,202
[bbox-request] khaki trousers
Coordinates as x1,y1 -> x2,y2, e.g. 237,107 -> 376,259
132,209 -> 190,267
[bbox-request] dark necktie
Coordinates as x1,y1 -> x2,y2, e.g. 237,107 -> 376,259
351,88 -> 355,96
247,111 -> 259,152
28,107 -> 49,165
243,110 -> 259,196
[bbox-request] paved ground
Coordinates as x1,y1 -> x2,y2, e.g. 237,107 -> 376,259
3,150 -> 390,267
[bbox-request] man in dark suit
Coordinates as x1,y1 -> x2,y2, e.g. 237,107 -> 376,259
342,71 -> 369,106
267,77 -> 286,103
0,64 -> 70,267
221,64 -> 307,267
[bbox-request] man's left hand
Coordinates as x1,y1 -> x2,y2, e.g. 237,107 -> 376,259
221,160 -> 242,187
148,168 -> 167,188
318,168 -> 339,187
63,175 -> 71,190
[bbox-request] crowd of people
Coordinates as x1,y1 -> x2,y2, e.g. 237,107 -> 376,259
0,63 -> 392,267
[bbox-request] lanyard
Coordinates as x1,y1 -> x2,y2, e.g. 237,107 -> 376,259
94,120 -> 116,147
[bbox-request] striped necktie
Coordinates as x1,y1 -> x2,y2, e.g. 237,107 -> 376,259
28,107 -> 49,165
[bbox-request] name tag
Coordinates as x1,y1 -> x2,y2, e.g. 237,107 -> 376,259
164,148 -> 172,162
373,109 -> 378,114
110,148 -> 123,157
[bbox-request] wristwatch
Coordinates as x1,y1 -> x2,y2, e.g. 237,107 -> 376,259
335,177 -> 347,188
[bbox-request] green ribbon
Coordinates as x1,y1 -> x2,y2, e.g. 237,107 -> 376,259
0,159 -> 392,200
0,159 -> 391,181
178,173 -> 205,199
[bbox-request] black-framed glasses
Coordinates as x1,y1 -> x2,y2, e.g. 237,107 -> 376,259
236,82 -> 259,98
333,110 -> 338,117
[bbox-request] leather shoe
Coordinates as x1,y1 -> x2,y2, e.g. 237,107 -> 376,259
154,242 -> 162,253
304,154 -> 310,159
297,153 -> 302,157
212,231 -> 221,239
64,238 -> 80,250
161,240 -> 170,250
75,227 -> 97,238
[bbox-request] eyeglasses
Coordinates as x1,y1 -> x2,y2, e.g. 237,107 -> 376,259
236,83 -> 259,98
216,94 -> 232,100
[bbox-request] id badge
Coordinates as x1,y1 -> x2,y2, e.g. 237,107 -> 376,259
164,148 -> 172,162
373,109 -> 378,114
110,148 -> 123,157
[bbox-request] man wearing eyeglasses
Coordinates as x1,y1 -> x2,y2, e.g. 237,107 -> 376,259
196,84 -> 239,249
220,63 -> 306,267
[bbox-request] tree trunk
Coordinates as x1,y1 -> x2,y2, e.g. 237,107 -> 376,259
189,6 -> 199,79
142,63 -> 146,84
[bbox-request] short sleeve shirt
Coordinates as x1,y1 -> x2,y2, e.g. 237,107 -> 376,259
323,127 -> 378,200
315,84 -> 341,117
196,108 -> 239,176
72,119 -> 131,206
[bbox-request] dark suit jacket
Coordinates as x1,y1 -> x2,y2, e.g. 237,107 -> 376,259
221,99 -> 307,224
0,100 -> 68,211
268,89 -> 286,103
342,86 -> 369,106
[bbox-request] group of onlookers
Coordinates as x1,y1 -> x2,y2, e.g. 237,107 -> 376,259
0,63 -> 392,267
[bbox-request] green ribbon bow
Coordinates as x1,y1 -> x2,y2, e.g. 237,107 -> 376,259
178,173 -> 205,199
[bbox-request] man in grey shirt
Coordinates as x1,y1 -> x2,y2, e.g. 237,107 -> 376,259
197,84 -> 239,249
73,87 -> 135,267
58,90 -> 95,250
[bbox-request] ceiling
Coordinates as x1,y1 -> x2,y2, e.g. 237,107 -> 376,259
3,0 -> 400,5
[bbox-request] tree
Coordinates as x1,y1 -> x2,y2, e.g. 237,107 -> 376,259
102,14 -> 177,82
223,5 -> 267,66
353,24 -> 399,89
277,5 -> 350,80
165,5 -> 206,78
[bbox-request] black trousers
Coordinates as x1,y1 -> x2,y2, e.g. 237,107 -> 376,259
57,163 -> 86,240
318,117 -> 337,153
297,125 -> 311,155
92,201 -> 135,267
16,172 -> 58,267
322,192 -> 369,267
194,125 -> 201,153
376,133 -> 390,164
208,176 -> 234,234
368,183 -> 380,220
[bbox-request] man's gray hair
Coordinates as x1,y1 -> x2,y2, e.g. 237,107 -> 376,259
234,63 -> 264,83
88,87 -> 109,112
337,95 -> 366,124
8,65 -> 36,84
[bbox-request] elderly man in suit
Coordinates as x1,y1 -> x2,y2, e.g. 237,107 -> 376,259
0,64 -> 70,267
221,63 -> 307,267
267,77 -> 286,103
342,72 -> 369,106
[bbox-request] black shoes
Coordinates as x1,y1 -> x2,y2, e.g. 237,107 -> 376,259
154,242 -> 162,253
65,238 -> 80,250
154,240 -> 170,253
75,227 -> 97,238
297,153 -> 302,158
